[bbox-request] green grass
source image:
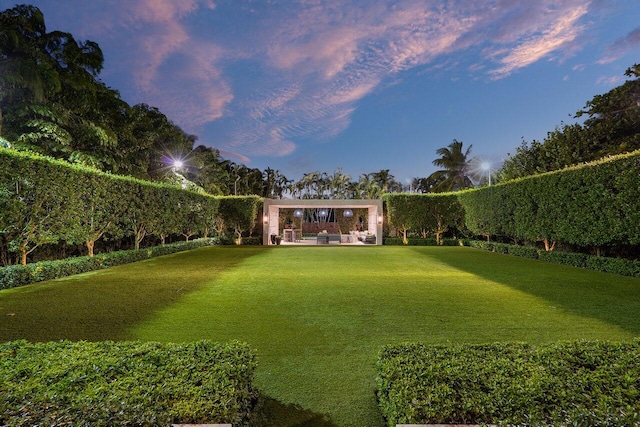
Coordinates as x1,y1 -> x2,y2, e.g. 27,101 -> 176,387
1,246 -> 640,426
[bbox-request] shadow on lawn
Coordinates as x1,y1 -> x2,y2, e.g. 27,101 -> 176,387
0,246 -> 264,342
249,396 -> 338,427
413,247 -> 640,336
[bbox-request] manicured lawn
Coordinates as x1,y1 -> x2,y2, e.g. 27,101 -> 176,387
2,246 -> 640,426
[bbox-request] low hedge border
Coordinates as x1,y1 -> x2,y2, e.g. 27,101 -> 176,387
465,240 -> 640,277
383,237 -> 462,246
0,340 -> 257,426
0,238 -> 217,290
376,339 -> 640,426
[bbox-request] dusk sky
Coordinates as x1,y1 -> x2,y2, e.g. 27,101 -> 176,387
3,1 -> 640,184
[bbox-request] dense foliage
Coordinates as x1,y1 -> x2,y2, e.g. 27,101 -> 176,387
0,238 -> 218,290
377,339 -> 640,426
459,150 -> 640,253
466,240 -> 640,277
0,340 -> 257,426
383,193 -> 464,244
0,148 -> 260,265
498,65 -> 640,181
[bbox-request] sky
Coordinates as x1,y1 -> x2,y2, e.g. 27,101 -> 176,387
3,1 -> 640,184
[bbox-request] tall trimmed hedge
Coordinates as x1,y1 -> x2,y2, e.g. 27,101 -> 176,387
384,151 -> 640,255
0,340 -> 257,426
384,193 -> 464,244
0,148 -> 261,265
459,151 -> 640,250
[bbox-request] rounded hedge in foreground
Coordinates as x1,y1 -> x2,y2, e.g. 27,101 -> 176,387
376,339 -> 640,426
0,340 -> 257,426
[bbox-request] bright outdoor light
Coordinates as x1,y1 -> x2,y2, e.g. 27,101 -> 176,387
481,161 -> 492,186
343,209 -> 353,217
377,214 -> 383,225
318,209 -> 328,217
173,160 -> 184,168
263,215 -> 269,224
293,209 -> 304,217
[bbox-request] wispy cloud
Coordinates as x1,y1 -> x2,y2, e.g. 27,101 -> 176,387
32,0 -> 597,161
599,26 -> 640,64
596,75 -> 623,86
218,1 -> 593,157
489,3 -> 589,78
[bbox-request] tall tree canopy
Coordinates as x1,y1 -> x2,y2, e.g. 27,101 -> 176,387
499,64 -> 640,181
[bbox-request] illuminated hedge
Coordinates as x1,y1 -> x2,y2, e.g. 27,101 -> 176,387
0,148 -> 260,264
458,150 -> 640,249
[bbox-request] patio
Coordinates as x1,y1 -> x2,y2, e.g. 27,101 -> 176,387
262,199 -> 383,245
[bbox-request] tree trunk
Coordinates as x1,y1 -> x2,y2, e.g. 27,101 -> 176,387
543,238 -> 556,252
86,240 -> 95,257
402,228 -> 408,245
20,243 -> 27,266
133,224 -> 146,250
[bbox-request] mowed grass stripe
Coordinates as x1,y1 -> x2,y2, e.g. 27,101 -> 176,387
130,246 -> 639,426
0,246 -> 263,342
2,246 -> 640,426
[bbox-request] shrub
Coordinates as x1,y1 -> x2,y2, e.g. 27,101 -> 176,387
0,239 -> 216,290
384,238 -> 460,246
537,250 -> 589,268
585,256 -> 640,277
0,340 -> 257,426
466,240 -> 640,277
505,244 -> 539,259
376,339 -> 640,426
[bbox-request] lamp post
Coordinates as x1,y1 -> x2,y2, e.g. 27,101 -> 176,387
481,162 -> 492,186
234,176 -> 240,196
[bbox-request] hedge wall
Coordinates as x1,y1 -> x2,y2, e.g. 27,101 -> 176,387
458,150 -> 640,250
383,193 -> 464,244
0,148 -> 261,265
377,339 -> 640,426
384,151 -> 640,258
0,340 -> 257,426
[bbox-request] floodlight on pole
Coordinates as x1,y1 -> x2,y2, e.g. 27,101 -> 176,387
173,160 -> 184,168
481,162 -> 492,186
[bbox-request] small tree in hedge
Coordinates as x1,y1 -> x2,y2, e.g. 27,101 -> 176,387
218,196 -> 261,245
385,194 -> 428,244
426,194 -> 464,245
70,174 -> 127,256
1,153 -> 82,264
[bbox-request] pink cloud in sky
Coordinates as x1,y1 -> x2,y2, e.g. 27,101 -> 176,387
490,3 -> 589,78
33,0 -> 598,159
222,0 -> 593,157
598,26 -> 640,64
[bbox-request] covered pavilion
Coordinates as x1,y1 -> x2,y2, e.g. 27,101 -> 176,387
262,199 -> 383,245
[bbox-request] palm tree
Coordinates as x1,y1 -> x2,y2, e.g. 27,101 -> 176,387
370,169 -> 395,193
427,139 -> 474,192
328,167 -> 351,199
262,168 -> 290,199
357,173 -> 382,199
